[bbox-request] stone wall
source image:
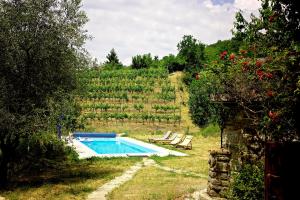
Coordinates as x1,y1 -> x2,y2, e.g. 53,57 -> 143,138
207,149 -> 231,198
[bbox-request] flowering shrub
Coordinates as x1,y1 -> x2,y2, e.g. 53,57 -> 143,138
189,0 -> 300,142
214,47 -> 299,140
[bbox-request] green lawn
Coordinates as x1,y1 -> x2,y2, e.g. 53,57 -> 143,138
0,158 -> 141,200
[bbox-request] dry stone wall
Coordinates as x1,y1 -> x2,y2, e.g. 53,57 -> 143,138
207,149 -> 231,198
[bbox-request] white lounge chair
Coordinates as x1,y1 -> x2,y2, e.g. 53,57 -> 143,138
176,135 -> 193,150
169,134 -> 184,145
148,131 -> 172,143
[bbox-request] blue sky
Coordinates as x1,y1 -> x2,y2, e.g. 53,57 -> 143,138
211,0 -> 234,5
82,0 -> 260,65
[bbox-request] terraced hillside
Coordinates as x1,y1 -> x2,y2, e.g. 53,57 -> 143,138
78,68 -> 199,134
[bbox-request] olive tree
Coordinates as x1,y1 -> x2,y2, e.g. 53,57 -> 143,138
0,0 -> 88,187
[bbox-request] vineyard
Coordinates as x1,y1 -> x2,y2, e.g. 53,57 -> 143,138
78,68 -> 184,130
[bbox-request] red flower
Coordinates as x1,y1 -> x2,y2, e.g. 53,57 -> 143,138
265,72 -> 273,79
268,111 -> 278,121
229,53 -> 235,60
267,90 -> 273,97
195,73 -> 200,80
240,50 -> 247,54
242,61 -> 249,66
256,69 -> 264,80
256,60 -> 263,68
220,51 -> 228,60
269,14 -> 276,23
241,61 -> 249,72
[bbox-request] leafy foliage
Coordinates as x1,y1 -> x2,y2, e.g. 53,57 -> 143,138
189,0 -> 300,141
131,53 -> 153,69
176,35 -> 206,85
205,39 -> 242,62
0,0 -> 87,186
104,48 -> 123,69
161,54 -> 186,73
228,0 -> 300,140
226,164 -> 264,200
189,79 -> 216,126
177,35 -> 206,69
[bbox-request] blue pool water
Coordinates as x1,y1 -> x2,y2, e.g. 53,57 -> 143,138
80,138 -> 158,154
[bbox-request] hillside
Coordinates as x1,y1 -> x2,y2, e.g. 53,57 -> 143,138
78,68 -> 200,135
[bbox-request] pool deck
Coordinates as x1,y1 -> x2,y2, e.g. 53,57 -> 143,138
69,136 -> 187,159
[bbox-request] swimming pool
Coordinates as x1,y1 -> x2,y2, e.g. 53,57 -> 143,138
80,137 -> 157,154
71,132 -> 187,158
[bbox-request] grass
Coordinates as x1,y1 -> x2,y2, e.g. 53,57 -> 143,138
107,167 -> 207,200
200,124 -> 220,137
0,158 -> 141,200
150,135 -> 219,175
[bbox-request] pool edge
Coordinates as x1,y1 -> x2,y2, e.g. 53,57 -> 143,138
70,136 -> 187,159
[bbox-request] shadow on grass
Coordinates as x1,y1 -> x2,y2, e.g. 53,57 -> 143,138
4,157 -> 140,191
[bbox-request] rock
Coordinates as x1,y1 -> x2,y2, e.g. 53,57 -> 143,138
209,171 -> 217,178
218,172 -> 230,180
217,155 -> 230,162
210,162 -> 230,172
221,180 -> 230,187
209,178 -> 222,186
210,184 -> 224,192
207,187 -> 219,197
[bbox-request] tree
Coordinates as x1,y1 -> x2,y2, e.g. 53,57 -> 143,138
106,48 -> 119,64
177,35 -> 206,70
161,54 -> 186,73
104,48 -> 122,69
177,35 -> 206,85
131,53 -> 153,69
0,0 -> 88,187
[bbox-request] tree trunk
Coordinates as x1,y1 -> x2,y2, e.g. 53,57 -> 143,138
0,146 -> 9,188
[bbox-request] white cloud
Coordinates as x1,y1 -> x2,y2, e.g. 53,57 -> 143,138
81,0 -> 261,65
234,0 -> 261,11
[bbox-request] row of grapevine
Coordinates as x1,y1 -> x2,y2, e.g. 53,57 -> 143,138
86,84 -> 154,93
81,92 -> 176,103
81,112 -> 181,124
81,77 -> 163,86
81,103 -> 180,113
78,68 -> 181,127
78,68 -> 168,79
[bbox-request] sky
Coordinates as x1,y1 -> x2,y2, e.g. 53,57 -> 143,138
81,0 -> 261,65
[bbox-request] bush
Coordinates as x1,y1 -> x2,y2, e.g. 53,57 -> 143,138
21,132 -> 78,170
161,54 -> 186,73
200,124 -> 220,137
188,71 -> 220,126
226,164 -> 264,200
131,54 -> 153,69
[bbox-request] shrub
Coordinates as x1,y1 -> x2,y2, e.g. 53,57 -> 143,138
226,163 -> 264,200
131,54 -> 153,69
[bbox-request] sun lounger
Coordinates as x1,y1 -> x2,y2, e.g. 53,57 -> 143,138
159,133 -> 178,144
169,134 -> 184,145
148,131 -> 172,143
176,135 -> 193,149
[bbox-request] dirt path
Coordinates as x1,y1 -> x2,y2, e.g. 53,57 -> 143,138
88,158 -> 208,200
168,72 -> 200,133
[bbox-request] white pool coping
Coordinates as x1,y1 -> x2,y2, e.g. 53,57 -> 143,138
69,136 -> 187,159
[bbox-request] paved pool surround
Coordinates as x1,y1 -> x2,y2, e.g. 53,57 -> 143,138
70,134 -> 187,159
